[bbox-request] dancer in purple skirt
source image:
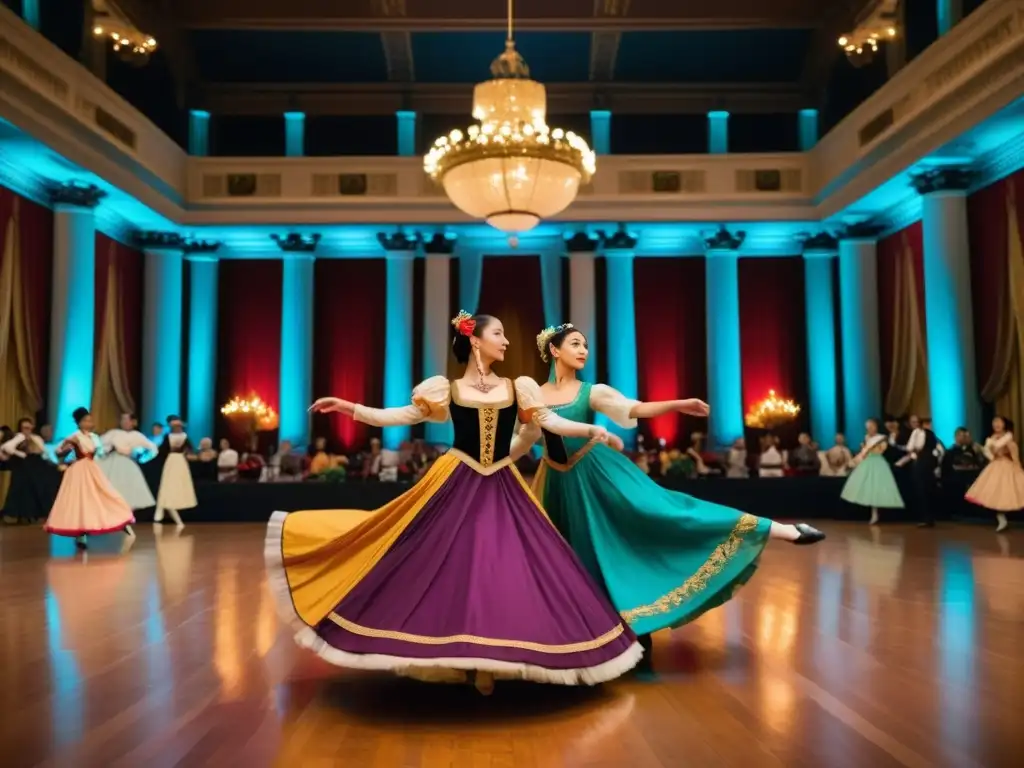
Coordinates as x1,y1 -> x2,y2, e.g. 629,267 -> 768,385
266,312 -> 643,695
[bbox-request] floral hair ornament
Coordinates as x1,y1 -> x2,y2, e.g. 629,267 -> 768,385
451,310 -> 476,337
536,323 -> 575,362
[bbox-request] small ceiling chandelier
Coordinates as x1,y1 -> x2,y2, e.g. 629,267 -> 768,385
838,0 -> 898,67
92,10 -> 157,66
423,0 -> 595,238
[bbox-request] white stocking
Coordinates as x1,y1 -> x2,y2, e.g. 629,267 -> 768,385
769,521 -> 801,542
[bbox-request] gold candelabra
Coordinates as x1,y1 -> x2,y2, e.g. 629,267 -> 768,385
221,395 -> 279,432
744,390 -> 800,430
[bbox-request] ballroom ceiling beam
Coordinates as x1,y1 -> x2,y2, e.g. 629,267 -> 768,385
588,0 -> 628,83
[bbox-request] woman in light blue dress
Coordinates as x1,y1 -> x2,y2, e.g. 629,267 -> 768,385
841,418 -> 905,525
522,324 -> 826,658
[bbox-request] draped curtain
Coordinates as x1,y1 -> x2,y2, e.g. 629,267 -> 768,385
217,259 -> 284,449
634,257 -> 707,446
91,233 -> 144,431
969,171 -> 1024,433
476,256 -> 548,384
738,256 -> 810,442
0,187 -> 52,505
877,222 -> 930,418
312,258 -> 385,452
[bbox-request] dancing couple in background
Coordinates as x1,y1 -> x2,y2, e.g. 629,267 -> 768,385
266,310 -> 825,693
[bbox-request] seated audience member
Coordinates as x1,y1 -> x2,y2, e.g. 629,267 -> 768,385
789,432 -> 821,475
238,436 -> 265,480
725,437 -> 748,478
685,432 -> 712,475
362,437 -> 383,480
277,441 -> 304,481
758,434 -> 786,478
942,427 -> 986,476
217,438 -> 239,482
820,433 -> 854,477
189,437 -> 218,482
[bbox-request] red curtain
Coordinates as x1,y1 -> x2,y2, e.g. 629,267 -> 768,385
738,256 -> 809,441
477,255 -> 547,383
634,257 -> 707,446
876,220 -> 925,414
312,258 -> 385,452
969,170 -> 1021,390
217,259 -> 283,446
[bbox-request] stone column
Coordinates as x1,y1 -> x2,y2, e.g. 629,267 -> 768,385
275,235 -> 319,446
565,233 -> 598,384
802,234 -> 839,443
838,226 -> 883,439
379,233 -> 418,449
708,111 -> 729,154
284,112 -> 305,157
913,168 -> 981,443
704,228 -> 744,449
142,245 -> 184,429
600,229 -> 638,446
423,234 -> 455,445
185,252 -> 219,441
48,184 -> 104,438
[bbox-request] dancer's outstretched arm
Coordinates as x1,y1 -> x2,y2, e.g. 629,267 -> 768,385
589,384 -> 709,427
311,375 -> 451,428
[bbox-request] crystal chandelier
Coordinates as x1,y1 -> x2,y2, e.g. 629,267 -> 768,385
423,0 -> 595,237
744,390 -> 801,430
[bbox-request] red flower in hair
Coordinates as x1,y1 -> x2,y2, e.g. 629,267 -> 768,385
451,310 -> 476,337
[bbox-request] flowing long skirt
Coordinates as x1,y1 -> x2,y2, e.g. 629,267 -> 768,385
966,458 -> 1024,512
156,453 -> 197,511
98,453 -> 156,510
532,443 -> 772,637
3,455 -> 60,523
44,458 -> 135,536
265,452 -> 641,685
840,453 -> 905,509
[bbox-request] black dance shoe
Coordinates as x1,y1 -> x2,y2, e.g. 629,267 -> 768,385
791,523 -> 826,545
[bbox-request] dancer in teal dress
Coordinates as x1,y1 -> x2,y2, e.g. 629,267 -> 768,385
840,418 -> 905,525
522,324 -> 826,657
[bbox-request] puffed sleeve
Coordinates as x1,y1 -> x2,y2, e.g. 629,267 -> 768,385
354,375 -> 451,427
588,384 -> 640,429
514,376 -> 597,439
1,433 -> 26,454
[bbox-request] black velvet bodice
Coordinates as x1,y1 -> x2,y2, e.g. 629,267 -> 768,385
448,380 -> 520,468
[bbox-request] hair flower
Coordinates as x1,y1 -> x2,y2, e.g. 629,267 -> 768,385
451,310 -> 476,337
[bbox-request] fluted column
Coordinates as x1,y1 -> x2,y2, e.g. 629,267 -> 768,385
186,253 -> 219,441
590,110 -> 611,155
838,227 -> 883,439
539,249 -> 563,328
379,233 -> 418,449
48,184 -> 104,438
914,169 -> 980,443
189,110 -> 210,157
802,234 -> 839,443
396,111 -> 416,157
704,228 -> 744,449
566,233 -> 598,384
275,236 -> 318,446
601,229 -> 638,446
142,245 -> 184,430
423,234 -> 455,445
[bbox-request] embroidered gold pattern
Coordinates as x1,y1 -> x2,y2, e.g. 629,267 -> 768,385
447,449 -> 514,476
329,612 -> 624,654
619,514 -> 761,624
478,407 -> 497,467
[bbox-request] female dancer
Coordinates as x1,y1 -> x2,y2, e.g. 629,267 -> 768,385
841,418 -> 906,524
525,324 -> 826,651
99,412 -> 158,512
266,312 -> 642,695
1,417 -> 61,524
44,407 -> 136,548
154,416 -> 196,527
966,416 -> 1024,532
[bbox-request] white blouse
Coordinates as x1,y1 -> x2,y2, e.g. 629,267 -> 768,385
101,428 -> 158,457
1,432 -> 46,458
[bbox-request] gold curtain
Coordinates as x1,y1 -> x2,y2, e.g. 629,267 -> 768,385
980,179 -> 1024,432
0,199 -> 45,505
92,239 -> 137,431
884,232 -> 931,417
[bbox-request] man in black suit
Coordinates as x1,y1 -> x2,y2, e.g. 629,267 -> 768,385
900,416 -> 939,527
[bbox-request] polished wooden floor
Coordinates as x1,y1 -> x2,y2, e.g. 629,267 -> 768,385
0,522 -> 1021,768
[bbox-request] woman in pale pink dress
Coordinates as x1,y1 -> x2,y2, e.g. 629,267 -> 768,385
966,416 -> 1024,532
44,407 -> 136,548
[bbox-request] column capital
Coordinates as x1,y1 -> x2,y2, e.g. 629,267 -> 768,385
271,232 -> 320,253
564,231 -> 599,254
910,167 -> 974,196
598,226 -> 637,254
836,221 -> 884,242
49,182 -> 106,209
703,225 -> 745,253
378,231 -> 420,256
423,233 -> 457,255
801,232 -> 839,257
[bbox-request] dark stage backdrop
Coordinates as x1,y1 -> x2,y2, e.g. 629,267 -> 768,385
217,259 -> 283,447
477,256 -> 548,384
312,258 -> 386,452
634,256 -> 707,446
738,256 -> 809,442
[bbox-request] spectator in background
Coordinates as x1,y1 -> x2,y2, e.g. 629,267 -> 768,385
820,433 -> 854,476
217,438 -> 239,482
789,432 -> 821,475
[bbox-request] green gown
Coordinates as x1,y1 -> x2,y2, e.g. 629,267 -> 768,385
530,381 -> 772,637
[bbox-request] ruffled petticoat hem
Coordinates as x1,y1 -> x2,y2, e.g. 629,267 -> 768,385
264,511 -> 643,686
44,517 -> 135,536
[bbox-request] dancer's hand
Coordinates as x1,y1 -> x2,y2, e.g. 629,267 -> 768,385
678,398 -> 710,417
309,397 -> 356,416
606,433 -> 625,452
589,425 -> 610,443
